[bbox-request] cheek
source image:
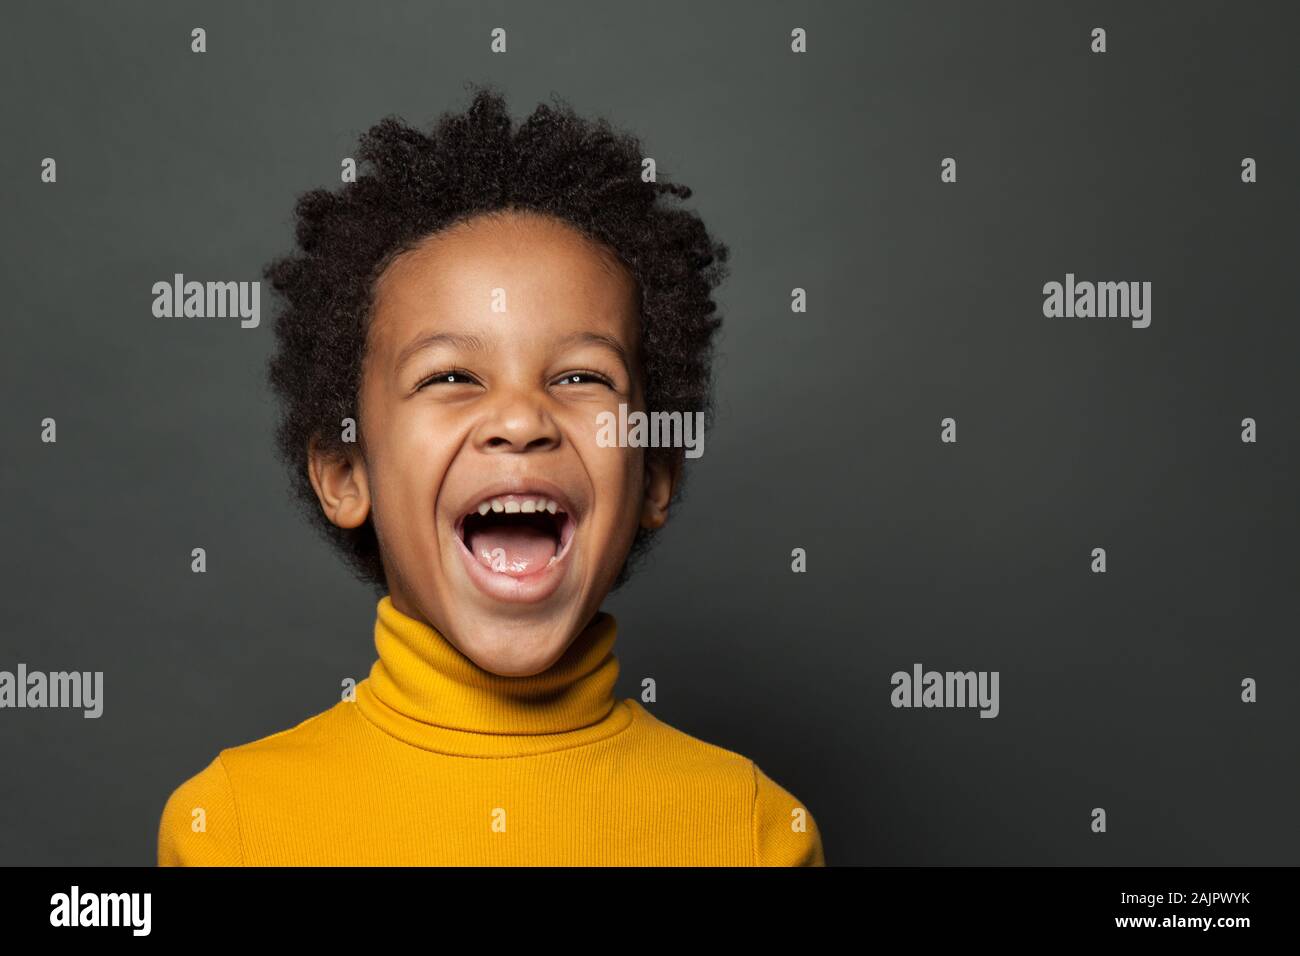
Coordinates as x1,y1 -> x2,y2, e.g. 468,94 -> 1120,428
569,420 -> 640,518
366,408 -> 455,521
590,443 -> 645,528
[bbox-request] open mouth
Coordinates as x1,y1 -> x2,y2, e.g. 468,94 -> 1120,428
455,494 -> 576,578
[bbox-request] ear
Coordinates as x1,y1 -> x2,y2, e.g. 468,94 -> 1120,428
640,449 -> 683,530
307,436 -> 371,530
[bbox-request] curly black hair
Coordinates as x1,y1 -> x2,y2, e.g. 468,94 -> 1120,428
263,82 -> 729,595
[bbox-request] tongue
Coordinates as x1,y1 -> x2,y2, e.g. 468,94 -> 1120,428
467,524 -> 558,575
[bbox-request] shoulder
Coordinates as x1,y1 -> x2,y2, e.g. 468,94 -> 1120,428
157,752 -> 241,866
751,762 -> 826,866
624,701 -> 826,866
156,702 -> 352,866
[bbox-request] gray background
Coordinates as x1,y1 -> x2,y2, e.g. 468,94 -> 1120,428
2,0 -> 1297,866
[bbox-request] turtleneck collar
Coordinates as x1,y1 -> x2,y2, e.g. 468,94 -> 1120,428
354,596 -> 635,757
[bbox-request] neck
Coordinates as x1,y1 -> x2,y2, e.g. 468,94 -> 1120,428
354,596 -> 634,757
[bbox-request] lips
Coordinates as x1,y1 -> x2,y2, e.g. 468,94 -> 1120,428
449,480 -> 581,604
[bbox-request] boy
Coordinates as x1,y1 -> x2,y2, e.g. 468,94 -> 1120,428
157,85 -> 825,866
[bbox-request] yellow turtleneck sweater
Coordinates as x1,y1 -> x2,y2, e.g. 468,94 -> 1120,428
157,597 -> 825,866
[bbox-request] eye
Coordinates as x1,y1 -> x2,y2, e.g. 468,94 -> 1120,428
416,368 -> 481,389
554,370 -> 615,388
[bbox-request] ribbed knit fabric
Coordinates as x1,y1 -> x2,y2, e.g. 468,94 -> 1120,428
157,596 -> 825,866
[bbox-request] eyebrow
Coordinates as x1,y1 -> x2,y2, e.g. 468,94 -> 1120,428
394,331 -> 488,371
555,331 -> 634,376
394,328 -> 634,375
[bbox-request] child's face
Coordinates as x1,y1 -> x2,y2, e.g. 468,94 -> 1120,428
309,210 -> 677,676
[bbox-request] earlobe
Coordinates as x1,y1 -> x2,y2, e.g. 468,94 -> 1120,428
640,451 -> 682,530
307,436 -> 371,530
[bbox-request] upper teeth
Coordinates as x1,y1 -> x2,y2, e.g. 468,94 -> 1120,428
475,496 -> 563,516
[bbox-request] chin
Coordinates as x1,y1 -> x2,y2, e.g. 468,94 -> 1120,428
451,612 -> 583,677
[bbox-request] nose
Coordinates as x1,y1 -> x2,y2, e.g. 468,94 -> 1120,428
471,386 -> 562,453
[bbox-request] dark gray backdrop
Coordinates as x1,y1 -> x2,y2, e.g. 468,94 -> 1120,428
2,0 -> 1297,866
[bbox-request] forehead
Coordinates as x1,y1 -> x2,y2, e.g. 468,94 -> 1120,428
369,210 -> 639,351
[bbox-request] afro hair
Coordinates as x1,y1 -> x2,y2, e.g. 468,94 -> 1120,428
263,82 -> 729,595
